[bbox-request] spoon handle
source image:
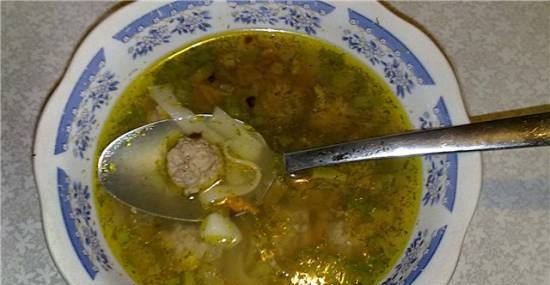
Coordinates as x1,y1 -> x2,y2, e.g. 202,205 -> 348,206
284,112 -> 550,173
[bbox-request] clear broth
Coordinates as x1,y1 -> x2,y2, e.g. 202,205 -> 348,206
94,30 -> 421,285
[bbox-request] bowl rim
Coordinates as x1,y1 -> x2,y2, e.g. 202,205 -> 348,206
32,1 -> 482,285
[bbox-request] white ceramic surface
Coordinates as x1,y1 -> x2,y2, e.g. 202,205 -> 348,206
33,1 -> 481,284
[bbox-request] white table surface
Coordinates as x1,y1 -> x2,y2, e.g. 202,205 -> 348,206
1,1 -> 549,284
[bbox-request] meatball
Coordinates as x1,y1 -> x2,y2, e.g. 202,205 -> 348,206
166,137 -> 222,194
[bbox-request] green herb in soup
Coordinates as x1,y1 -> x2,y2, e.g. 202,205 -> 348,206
94,31 -> 421,285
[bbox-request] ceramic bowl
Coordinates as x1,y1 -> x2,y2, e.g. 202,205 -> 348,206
34,1 -> 481,284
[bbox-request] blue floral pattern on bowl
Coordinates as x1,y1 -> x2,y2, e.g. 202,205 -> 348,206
228,0 -> 335,35
57,168 -> 112,278
71,70 -> 118,159
113,1 -> 213,58
343,9 -> 434,97
382,226 -> 448,285
53,49 -> 118,279
54,49 -> 119,279
418,98 -> 457,211
54,48 -> 119,160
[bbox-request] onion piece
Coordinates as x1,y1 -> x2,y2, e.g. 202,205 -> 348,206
208,107 -> 265,162
149,86 -> 225,144
222,143 -> 262,192
148,85 -> 194,120
208,107 -> 245,139
200,212 -> 242,248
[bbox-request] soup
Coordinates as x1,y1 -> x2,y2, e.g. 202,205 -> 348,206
95,30 -> 421,285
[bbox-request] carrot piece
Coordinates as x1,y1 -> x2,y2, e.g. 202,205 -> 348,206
223,196 -> 259,215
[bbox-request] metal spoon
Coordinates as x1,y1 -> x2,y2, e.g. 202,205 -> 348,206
99,112 -> 549,221
284,112 -> 550,172
98,119 -> 206,222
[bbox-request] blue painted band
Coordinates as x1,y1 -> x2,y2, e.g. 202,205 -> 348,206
54,49 -> 105,155
445,153 -> 458,212
434,97 -> 457,212
113,1 -> 209,42
57,168 -> 98,279
348,9 -> 434,85
405,225 -> 447,285
434,97 -> 452,127
229,0 -> 335,14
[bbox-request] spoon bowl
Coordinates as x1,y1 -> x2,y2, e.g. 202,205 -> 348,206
98,119 -> 206,222
98,114 -> 277,222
